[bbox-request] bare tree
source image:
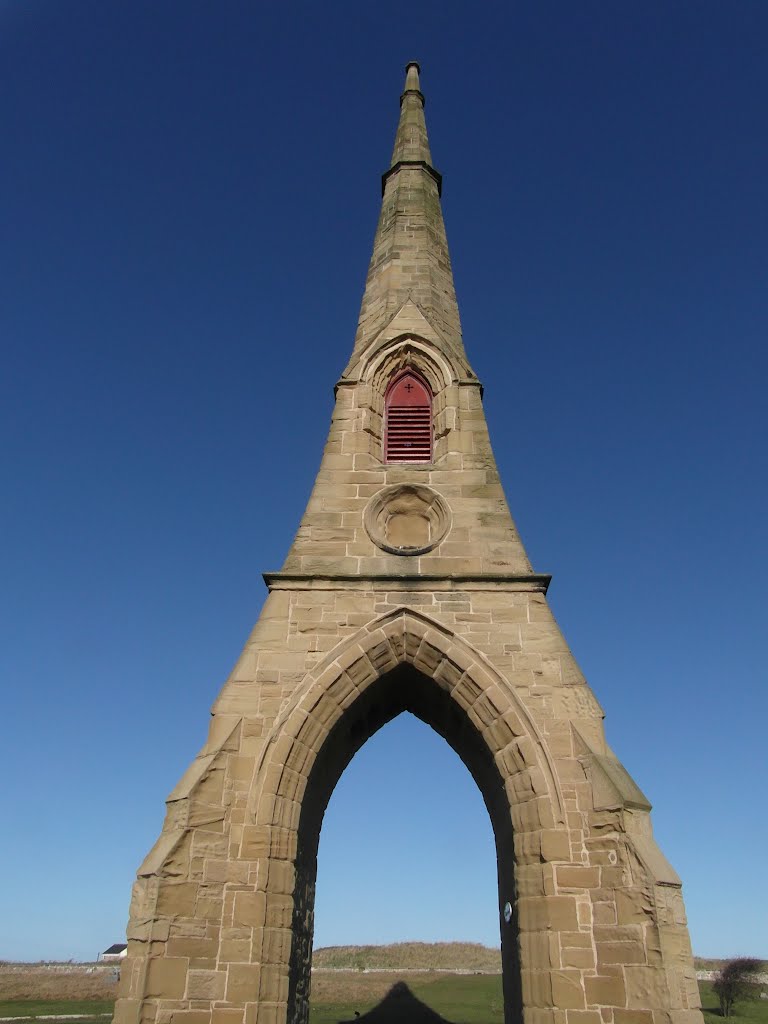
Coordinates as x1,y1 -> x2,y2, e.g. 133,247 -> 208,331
713,958 -> 762,1017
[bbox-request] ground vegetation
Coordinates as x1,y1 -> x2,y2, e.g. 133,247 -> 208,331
712,960 -> 764,1018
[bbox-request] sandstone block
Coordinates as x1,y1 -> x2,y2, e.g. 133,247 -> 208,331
258,963 -> 289,1004
233,891 -> 266,929
597,941 -> 647,966
594,926 -> 643,944
526,1009 -> 557,1024
204,859 -> 249,885
219,938 -> 251,962
212,1011 -> 245,1024
566,1012 -> 602,1024
593,901 -> 618,926
245,1004 -> 283,1024
561,931 -> 594,949
186,969 -> 226,1000
145,957 -> 187,999
112,999 -> 140,1024
240,826 -> 270,860
522,969 -> 553,1007
170,1013 -> 210,1024
563,947 -> 596,969
518,896 -> 579,932
157,882 -> 198,918
624,967 -> 670,1007
519,929 -> 557,968
541,830 -> 572,862
584,974 -> 627,1008
557,866 -> 601,889
552,970 -> 587,1009
264,894 -> 293,930
226,963 -> 261,1003
166,938 -> 217,960
265,859 -> 295,895
615,1012 -> 654,1024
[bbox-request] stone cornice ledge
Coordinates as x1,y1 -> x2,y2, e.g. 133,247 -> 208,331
381,159 -> 442,196
263,572 -> 552,593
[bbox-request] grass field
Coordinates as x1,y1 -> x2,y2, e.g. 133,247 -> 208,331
307,976 -> 768,1024
1,961 -> 766,1024
308,973 -> 503,1023
699,981 -> 767,1024
0,965 -> 116,1021
0,999 -> 112,1020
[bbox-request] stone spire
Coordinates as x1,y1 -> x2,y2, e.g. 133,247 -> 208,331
350,62 -> 467,367
280,60 -> 534,579
389,60 -> 433,165
114,65 -> 703,1024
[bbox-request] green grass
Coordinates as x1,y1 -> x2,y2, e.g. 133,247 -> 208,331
699,981 -> 768,1024
309,974 -> 504,1024
1,978 -> 765,1024
0,1000 -> 113,1018
309,978 -> 768,1024
410,975 -> 505,1021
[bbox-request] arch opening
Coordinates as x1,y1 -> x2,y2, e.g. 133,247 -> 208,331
286,663 -> 521,1024
314,714 -> 498,950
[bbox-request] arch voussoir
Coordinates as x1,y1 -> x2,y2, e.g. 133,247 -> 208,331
432,653 -> 464,692
282,737 -> 313,774
333,643 -> 381,689
451,669 -> 487,714
294,712 -> 328,755
322,669 -> 359,711
379,614 -> 408,660
249,608 -> 565,840
411,629 -> 454,676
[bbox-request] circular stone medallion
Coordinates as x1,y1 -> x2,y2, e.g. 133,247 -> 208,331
364,484 -> 450,556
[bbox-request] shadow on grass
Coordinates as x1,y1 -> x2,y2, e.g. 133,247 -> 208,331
339,982 -> 457,1024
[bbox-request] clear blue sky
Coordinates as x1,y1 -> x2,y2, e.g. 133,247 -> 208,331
1,1 -> 766,963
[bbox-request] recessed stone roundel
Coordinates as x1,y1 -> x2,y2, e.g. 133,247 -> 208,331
364,484 -> 450,555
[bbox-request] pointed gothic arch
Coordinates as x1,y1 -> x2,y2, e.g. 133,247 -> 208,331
342,335 -> 469,467
361,333 -> 457,395
244,609 -> 567,1024
383,368 -> 433,462
251,607 -> 565,827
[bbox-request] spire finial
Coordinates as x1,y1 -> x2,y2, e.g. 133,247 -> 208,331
348,64 -> 466,366
403,61 -> 422,98
390,60 -> 431,167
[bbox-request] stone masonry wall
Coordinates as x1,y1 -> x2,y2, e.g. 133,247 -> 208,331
114,584 -> 701,1024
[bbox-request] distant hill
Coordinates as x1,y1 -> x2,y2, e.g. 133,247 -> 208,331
694,958 -> 767,976
312,947 -> 768,977
312,942 -> 502,972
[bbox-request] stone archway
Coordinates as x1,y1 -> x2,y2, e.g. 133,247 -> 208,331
243,609 -> 569,1024
115,61 -> 703,1024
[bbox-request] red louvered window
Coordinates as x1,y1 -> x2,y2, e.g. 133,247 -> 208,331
384,370 -> 433,463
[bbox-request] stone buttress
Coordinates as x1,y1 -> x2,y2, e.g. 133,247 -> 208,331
114,63 -> 703,1024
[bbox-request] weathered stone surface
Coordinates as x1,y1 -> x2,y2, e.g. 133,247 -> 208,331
186,969 -> 225,1000
585,973 -> 628,1008
113,61 -> 701,1024
518,896 -> 580,933
145,958 -> 187,1000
